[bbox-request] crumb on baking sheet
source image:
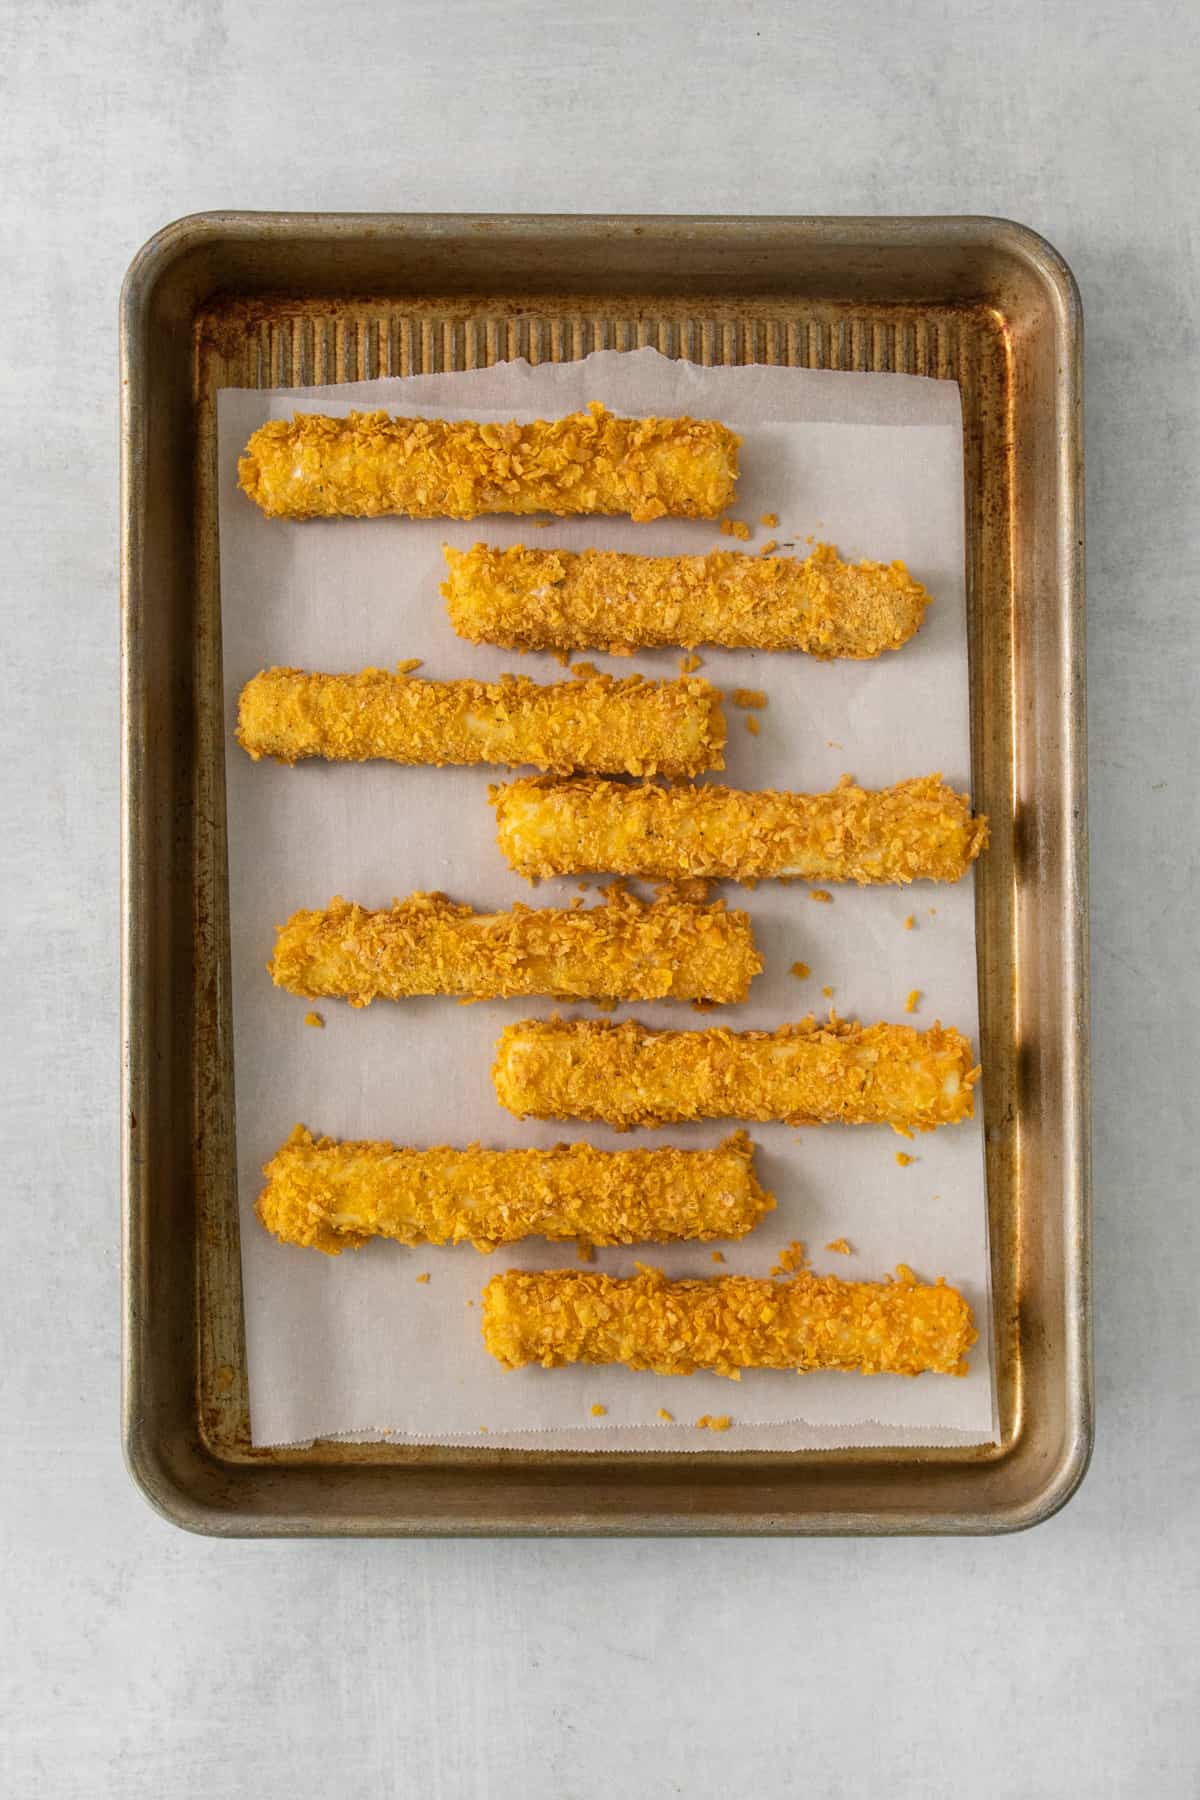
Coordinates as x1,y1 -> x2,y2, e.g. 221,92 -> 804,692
790,961 -> 810,979
810,890 -> 833,904
771,1240 -> 807,1276
395,658 -> 423,675
745,715 -> 760,736
759,539 -> 778,556
711,1249 -> 725,1264
719,518 -> 752,541
731,688 -> 767,708
657,1408 -> 674,1422
825,1238 -> 853,1255
415,1271 -> 430,1283
695,1414 -> 732,1431
760,512 -> 779,528
895,1152 -> 915,1168
303,1011 -> 325,1029
570,660 -> 602,680
892,1123 -> 915,1141
821,985 -> 833,998
576,1239 -> 596,1262
678,652 -> 704,673
590,1402 -> 607,1417
905,989 -> 921,1013
904,914 -> 915,931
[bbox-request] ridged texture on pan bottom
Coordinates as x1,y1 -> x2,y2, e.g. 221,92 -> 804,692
491,773 -> 988,882
257,1125 -> 773,1254
443,541 -> 931,657
481,1265 -> 977,1377
493,1016 -> 980,1130
237,668 -> 724,778
269,888 -> 761,1006
237,404 -> 741,521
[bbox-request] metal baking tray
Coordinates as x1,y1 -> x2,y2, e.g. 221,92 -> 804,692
121,212 -> 1090,1535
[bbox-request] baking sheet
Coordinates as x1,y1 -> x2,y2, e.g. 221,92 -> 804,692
216,348 -> 996,1450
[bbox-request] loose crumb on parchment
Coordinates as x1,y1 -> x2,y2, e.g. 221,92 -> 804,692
590,1403 -> 607,1417
711,1249 -> 725,1264
904,914 -> 915,931
821,985 -> 834,999
745,716 -> 760,736
810,890 -> 833,904
759,540 -> 778,556
790,961 -> 810,979
896,1152 -> 915,1168
825,1238 -> 853,1255
719,518 -> 752,541
695,1414 -> 732,1431
760,512 -> 779,528
657,1408 -> 674,1422
678,652 -> 704,674
731,688 -> 767,709
303,1011 -> 325,1029
905,989 -> 921,1013
415,1271 -> 430,1283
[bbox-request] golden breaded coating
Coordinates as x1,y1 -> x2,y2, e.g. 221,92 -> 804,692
269,887 -> 761,1006
237,667 -> 724,778
493,1016 -> 980,1130
238,404 -> 740,522
481,1263 -> 977,1377
257,1124 -> 773,1255
492,773 -> 988,883
442,541 -> 931,657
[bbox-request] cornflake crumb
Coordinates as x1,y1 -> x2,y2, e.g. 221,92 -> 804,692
719,517 -> 752,541
576,1239 -> 596,1263
771,1240 -> 807,1276
415,1271 -> 430,1284
759,539 -> 778,556
745,715 -> 760,736
552,648 -> 572,668
825,1238 -> 853,1255
710,1249 -> 725,1264
657,1408 -> 674,1423
826,739 -> 843,750
810,889 -> 833,904
760,512 -> 779,528
695,1414 -> 732,1432
892,1123 -> 915,1141
479,1425 -> 488,1433
905,989 -> 921,1013
678,652 -> 704,674
895,1152 -> 915,1168
395,658 -> 423,675
821,985 -> 833,998
790,961 -> 810,979
570,661 -> 601,680
731,688 -> 767,709
928,906 -> 937,916
590,1403 -> 607,1417
904,914 -> 915,931
303,1011 -> 325,1029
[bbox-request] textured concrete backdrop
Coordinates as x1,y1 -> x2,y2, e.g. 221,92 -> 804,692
2,2 -> 1197,1794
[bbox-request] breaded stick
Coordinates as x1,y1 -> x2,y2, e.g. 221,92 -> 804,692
443,542 -> 931,657
257,1124 -> 773,1255
238,668 -> 724,778
493,1016 -> 979,1130
270,888 -> 761,1006
492,773 -> 988,883
481,1264 -> 977,1377
238,404 -> 740,522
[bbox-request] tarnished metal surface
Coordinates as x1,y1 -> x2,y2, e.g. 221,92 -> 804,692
121,213 -> 1089,1535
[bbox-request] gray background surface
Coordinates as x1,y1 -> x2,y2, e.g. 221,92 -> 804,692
2,1 -> 1197,1794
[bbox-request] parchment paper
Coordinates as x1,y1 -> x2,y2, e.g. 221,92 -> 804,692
217,349 -> 997,1450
